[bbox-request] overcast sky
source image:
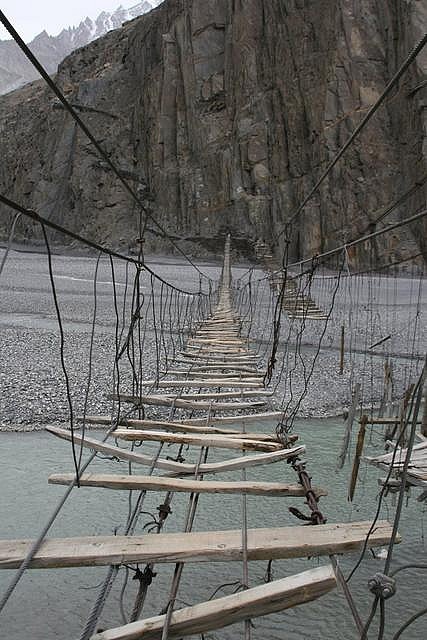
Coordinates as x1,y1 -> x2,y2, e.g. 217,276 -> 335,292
0,1 -> 143,41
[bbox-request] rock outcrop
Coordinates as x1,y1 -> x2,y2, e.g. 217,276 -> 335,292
0,0 -> 426,265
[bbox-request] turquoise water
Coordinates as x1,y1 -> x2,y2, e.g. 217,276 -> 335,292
0,420 -> 426,639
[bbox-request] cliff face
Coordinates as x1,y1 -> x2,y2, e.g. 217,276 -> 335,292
0,0 -> 426,264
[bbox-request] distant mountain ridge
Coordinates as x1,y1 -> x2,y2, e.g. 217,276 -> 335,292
0,2 -> 162,95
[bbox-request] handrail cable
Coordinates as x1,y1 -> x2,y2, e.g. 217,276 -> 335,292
0,193 -> 209,297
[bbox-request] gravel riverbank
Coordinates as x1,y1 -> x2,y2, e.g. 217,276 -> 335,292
0,248 -> 425,431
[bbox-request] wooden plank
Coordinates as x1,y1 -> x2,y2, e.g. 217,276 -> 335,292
45,427 -> 304,475
142,380 -> 263,389
81,416 -> 280,441
190,338 -> 245,345
113,429 -> 281,452
186,346 -> 251,355
186,411 -> 283,425
90,566 -> 336,640
111,394 -> 267,411
194,336 -> 243,340
158,390 -> 271,400
48,473 -> 327,497
160,371 -> 263,381
0,521 -> 397,570
174,361 -> 262,373
181,352 -> 258,362
364,440 -> 427,468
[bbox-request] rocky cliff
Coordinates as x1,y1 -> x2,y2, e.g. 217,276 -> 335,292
0,2 -> 162,95
0,0 -> 426,265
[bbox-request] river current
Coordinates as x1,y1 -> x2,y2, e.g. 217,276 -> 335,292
1,419 -> 426,639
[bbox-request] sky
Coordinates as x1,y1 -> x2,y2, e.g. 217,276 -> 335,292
0,1 -> 144,41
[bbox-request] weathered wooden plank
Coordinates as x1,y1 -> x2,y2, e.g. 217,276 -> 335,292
190,338 -> 245,345
142,379 -> 263,389
80,416 -> 279,441
163,371 -> 263,380
181,352 -> 258,362
174,360 -> 262,373
90,566 -> 336,640
159,372 -> 263,382
111,394 -> 267,411
0,521 -> 397,570
113,429 -> 280,452
186,346 -> 251,355
170,390 -> 270,400
45,426 -> 304,475
186,411 -> 283,425
48,473 -> 326,497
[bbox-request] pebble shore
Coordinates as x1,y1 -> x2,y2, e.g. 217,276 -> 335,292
0,248 -> 425,431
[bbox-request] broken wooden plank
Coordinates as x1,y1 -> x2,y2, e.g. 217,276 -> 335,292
113,429 -> 280,452
90,566 -> 336,640
0,521 -> 397,570
45,426 -> 304,475
48,473 -> 326,498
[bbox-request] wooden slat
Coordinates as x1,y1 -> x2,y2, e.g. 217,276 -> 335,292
80,416 -> 278,440
181,352 -> 258,362
111,394 -> 267,411
0,521 -> 397,570
163,371 -> 263,381
186,346 -> 252,355
141,379 -> 263,389
186,411 -> 283,425
45,426 -> 304,475
90,566 -> 336,640
158,390 -> 270,399
192,337 -> 242,343
113,429 -> 280,452
174,361 -> 262,373
48,473 -> 327,497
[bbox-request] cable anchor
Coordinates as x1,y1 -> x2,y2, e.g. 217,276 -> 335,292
367,573 -> 396,600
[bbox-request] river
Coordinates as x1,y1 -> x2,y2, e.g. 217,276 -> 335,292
1,419 -> 426,639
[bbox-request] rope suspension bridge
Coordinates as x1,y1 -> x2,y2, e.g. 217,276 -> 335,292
0,8 -> 426,640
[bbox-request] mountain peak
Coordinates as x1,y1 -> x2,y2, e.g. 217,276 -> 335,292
0,2 -> 161,95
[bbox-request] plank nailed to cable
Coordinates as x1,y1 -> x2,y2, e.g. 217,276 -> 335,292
0,521 -> 397,569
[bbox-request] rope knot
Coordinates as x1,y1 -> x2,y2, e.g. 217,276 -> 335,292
368,573 -> 396,600
157,503 -> 172,521
134,566 -> 157,587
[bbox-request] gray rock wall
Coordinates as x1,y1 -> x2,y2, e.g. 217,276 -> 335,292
0,0 -> 425,265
